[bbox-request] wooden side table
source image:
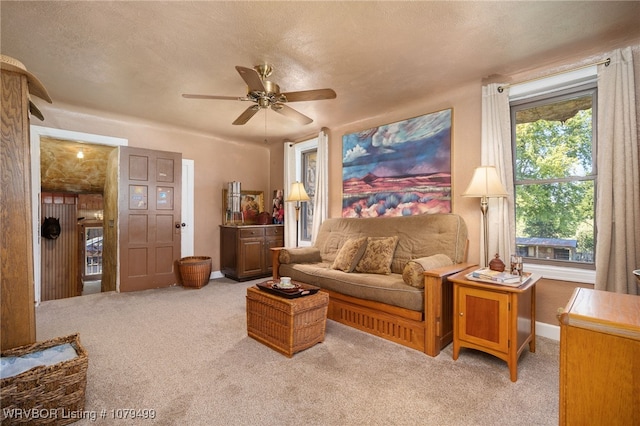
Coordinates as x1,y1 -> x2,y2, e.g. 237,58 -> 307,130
449,269 -> 539,382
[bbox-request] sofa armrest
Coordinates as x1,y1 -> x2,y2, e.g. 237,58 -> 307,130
270,247 -> 322,280
423,262 -> 477,280
271,248 -> 284,280
423,262 -> 477,356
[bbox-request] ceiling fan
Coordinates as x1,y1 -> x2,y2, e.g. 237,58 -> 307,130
182,64 -> 336,125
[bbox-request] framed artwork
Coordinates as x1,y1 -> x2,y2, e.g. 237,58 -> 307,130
222,189 -> 264,224
341,108 -> 452,218
272,189 -> 284,224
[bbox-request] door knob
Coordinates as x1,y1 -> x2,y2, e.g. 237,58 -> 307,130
181,223 -> 186,227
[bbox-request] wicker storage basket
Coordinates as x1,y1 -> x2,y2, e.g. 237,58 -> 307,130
0,333 -> 88,426
178,256 -> 212,288
246,285 -> 329,357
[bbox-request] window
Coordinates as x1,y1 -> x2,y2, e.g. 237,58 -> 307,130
293,137 -> 318,246
300,149 -> 317,243
511,84 -> 596,268
85,226 -> 103,275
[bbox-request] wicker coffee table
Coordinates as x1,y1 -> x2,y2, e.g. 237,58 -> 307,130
246,282 -> 329,357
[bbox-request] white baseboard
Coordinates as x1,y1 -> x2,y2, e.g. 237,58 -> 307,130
211,270 -> 224,279
536,321 -> 560,341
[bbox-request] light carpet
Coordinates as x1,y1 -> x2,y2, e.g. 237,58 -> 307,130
36,277 -> 559,425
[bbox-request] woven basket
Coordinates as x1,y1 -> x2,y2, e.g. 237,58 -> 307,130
178,256 -> 212,288
246,286 -> 329,357
1,333 -> 88,426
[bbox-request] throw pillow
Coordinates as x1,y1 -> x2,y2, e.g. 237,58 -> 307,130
355,236 -> 399,275
402,254 -> 454,288
331,237 -> 368,272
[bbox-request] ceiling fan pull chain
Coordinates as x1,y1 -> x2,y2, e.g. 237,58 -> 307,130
264,109 -> 268,144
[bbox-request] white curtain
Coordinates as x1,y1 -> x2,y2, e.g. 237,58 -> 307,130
595,46 -> 640,295
310,129 -> 329,245
283,141 -> 297,247
480,83 -> 515,267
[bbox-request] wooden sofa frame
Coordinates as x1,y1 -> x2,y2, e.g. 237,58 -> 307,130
271,247 -> 475,357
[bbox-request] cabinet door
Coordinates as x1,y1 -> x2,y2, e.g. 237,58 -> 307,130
239,237 -> 264,277
458,286 -> 509,353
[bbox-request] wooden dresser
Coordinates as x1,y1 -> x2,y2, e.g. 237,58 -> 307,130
558,287 -> 640,425
220,224 -> 284,281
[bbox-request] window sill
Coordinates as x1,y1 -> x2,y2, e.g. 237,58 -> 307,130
524,263 -> 595,285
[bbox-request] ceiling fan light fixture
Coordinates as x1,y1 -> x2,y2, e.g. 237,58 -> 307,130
262,80 -> 279,95
183,63 -> 335,126
254,63 -> 273,80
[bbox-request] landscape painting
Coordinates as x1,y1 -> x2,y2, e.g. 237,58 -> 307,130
342,108 -> 452,218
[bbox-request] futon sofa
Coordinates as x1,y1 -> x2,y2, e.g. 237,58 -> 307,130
271,213 -> 472,357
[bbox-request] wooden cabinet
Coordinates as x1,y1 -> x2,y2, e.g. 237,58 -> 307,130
450,270 -> 538,382
558,288 -> 640,425
220,225 -> 283,281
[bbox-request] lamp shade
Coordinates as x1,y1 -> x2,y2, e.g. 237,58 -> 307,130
462,166 -> 508,198
286,182 -> 310,202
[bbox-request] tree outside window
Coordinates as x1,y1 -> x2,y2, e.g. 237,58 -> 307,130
512,86 -> 596,266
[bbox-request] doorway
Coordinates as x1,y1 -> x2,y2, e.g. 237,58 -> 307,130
30,126 -> 127,304
30,126 -> 195,303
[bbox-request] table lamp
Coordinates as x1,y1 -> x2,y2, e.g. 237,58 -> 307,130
286,181 -> 310,247
462,166 -> 508,266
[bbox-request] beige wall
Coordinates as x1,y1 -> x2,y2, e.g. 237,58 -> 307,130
33,41 -> 636,273
269,41 -> 639,267
36,101 -> 272,271
269,81 -> 484,263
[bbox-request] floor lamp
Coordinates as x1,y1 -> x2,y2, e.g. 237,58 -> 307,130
286,181 -> 310,247
462,166 -> 508,267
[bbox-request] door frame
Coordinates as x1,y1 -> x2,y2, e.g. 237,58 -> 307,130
181,159 -> 195,258
30,126 -> 128,304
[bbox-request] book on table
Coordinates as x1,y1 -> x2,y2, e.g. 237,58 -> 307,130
466,268 -> 531,286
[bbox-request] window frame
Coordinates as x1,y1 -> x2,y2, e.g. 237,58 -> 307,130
293,137 -> 318,247
509,72 -> 598,284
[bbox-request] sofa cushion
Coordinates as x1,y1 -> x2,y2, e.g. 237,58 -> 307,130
279,247 -> 322,264
402,254 -> 454,288
355,236 -> 399,275
331,236 -> 368,272
313,214 -> 468,273
278,262 -> 424,312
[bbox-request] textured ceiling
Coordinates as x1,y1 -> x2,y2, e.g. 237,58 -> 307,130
40,138 -> 116,193
2,1 -> 639,145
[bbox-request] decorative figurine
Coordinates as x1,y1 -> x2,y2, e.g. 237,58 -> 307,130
489,253 -> 506,272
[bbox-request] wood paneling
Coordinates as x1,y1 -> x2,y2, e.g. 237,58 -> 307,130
40,196 -> 79,301
1,70 -> 36,350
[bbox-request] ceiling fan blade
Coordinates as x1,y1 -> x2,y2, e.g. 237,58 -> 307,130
232,105 -> 260,125
272,104 -> 313,125
182,94 -> 241,100
235,66 -> 266,93
281,88 -> 336,102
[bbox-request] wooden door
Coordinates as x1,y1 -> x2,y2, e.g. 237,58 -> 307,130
119,147 -> 182,292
